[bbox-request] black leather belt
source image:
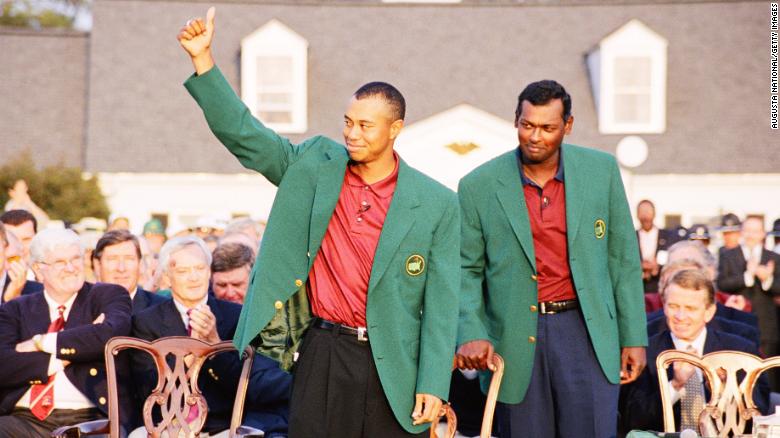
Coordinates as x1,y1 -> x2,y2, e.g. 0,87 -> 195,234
538,298 -> 579,315
311,317 -> 368,342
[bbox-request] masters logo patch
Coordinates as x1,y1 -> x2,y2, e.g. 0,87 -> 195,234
405,254 -> 425,276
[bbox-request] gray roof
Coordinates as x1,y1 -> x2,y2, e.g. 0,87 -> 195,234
4,1 -> 775,174
0,28 -> 88,168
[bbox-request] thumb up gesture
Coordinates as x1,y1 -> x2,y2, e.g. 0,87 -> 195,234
178,7 -> 216,74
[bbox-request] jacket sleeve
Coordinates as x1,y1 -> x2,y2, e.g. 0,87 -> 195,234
456,179 -> 490,346
415,194 -> 461,400
184,66 -> 322,186
607,159 -> 647,348
0,300 -> 49,387
56,285 -> 132,362
716,251 -> 747,293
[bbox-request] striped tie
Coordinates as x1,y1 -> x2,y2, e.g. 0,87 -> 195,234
30,305 -> 66,420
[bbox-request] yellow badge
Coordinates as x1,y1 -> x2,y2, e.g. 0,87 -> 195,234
594,219 -> 606,239
405,254 -> 425,276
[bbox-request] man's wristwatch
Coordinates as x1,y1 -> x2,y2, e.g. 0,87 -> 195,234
32,334 -> 44,352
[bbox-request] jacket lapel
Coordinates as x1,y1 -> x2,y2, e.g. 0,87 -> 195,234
367,159 -> 420,293
561,144 -> 585,246
29,292 -> 51,334
494,152 -> 536,270
308,150 -> 349,269
64,283 -> 90,329
161,300 -> 187,336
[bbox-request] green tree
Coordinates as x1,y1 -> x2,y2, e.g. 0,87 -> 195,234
0,0 -> 90,29
0,152 -> 109,224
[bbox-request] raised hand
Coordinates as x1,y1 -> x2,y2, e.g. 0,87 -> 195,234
177,7 -> 216,74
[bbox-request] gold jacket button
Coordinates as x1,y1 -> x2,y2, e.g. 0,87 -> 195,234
531,274 -> 538,281
528,336 -> 536,343
99,397 -> 107,405
60,348 -> 68,355
529,305 -> 538,312
294,279 -> 303,287
90,368 -> 98,377
274,300 -> 283,310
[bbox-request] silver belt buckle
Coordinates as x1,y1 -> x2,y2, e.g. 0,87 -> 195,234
539,302 -> 547,314
357,327 -> 368,342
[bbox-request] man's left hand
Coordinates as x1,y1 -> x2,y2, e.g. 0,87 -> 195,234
411,393 -> 442,426
15,339 -> 38,353
620,346 -> 646,384
189,304 -> 221,343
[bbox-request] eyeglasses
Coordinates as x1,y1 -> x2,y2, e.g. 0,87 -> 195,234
40,256 -> 84,271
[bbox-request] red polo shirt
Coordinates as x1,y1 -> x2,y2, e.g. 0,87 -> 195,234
307,157 -> 399,327
518,149 -> 577,303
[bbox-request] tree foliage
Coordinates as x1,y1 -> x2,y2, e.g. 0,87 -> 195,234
0,0 -> 90,29
0,152 -> 109,224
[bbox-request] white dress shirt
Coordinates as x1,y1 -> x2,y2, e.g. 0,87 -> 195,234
16,289 -> 95,410
668,327 -> 707,404
638,227 -> 659,262
741,245 -> 774,291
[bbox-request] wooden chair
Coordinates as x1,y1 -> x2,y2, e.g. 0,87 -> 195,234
431,353 -> 505,438
656,349 -> 780,437
52,336 -> 263,438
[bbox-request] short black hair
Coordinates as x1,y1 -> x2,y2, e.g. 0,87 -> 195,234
0,209 -> 37,233
353,82 -> 406,121
515,80 -> 572,124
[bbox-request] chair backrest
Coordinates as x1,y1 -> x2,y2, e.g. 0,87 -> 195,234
656,349 -> 780,437
431,353 -> 505,438
104,336 -> 255,438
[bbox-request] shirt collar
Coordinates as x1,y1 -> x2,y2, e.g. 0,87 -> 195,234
173,294 -> 209,326
670,326 -> 707,355
346,153 -> 399,199
515,147 -> 565,187
43,288 -> 79,321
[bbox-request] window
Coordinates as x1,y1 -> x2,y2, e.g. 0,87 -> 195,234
587,20 -> 667,134
241,20 -> 308,133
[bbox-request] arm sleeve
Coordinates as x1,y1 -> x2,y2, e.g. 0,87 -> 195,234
607,160 -> 647,347
415,195 -> 461,400
184,67 -> 322,186
0,302 -> 49,387
456,180 -> 490,346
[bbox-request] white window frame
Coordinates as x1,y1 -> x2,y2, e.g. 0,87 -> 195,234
589,19 -> 667,134
241,19 -> 308,134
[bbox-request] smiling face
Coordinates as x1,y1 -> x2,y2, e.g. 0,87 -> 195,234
166,244 -> 210,308
515,99 -> 573,166
96,240 -> 141,294
34,244 -> 85,298
663,283 -> 715,342
342,95 -> 402,165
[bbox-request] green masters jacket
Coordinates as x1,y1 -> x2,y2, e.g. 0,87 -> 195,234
457,145 -> 647,404
185,67 -> 460,433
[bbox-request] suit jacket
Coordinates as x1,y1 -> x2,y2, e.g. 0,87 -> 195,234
131,287 -> 167,315
636,228 -> 672,293
618,329 -> 770,435
1,275 -> 43,304
0,282 -> 133,424
717,247 -> 780,342
458,145 -> 647,404
185,67 -> 460,434
132,296 -> 291,435
646,310 -> 760,349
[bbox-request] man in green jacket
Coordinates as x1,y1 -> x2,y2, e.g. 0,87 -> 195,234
178,8 -> 459,438
455,80 -> 647,437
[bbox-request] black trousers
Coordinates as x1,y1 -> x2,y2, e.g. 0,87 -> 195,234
0,407 -> 104,438
288,325 -> 426,438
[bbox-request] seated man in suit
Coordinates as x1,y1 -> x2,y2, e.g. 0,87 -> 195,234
0,228 -> 133,437
1,222 -> 43,304
92,230 -> 167,314
619,268 -> 770,436
647,240 -> 758,328
131,236 -> 290,437
647,259 -> 760,348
